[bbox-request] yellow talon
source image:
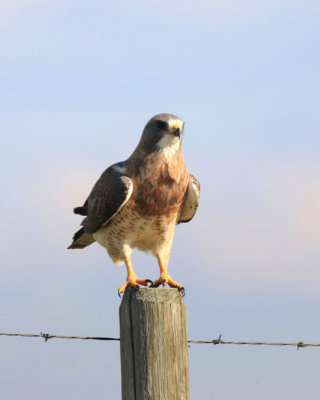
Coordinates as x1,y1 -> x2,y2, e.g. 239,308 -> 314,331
151,255 -> 184,294
118,256 -> 152,296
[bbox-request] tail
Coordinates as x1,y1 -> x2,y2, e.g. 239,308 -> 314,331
68,227 -> 95,249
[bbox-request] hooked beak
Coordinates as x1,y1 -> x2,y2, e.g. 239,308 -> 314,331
172,127 -> 181,139
171,121 -> 183,139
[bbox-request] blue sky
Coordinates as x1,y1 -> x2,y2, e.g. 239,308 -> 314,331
1,1 -> 320,399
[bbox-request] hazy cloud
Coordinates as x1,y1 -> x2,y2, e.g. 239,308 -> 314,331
0,0 -> 62,39
191,160 -> 320,290
128,0 -> 303,22
25,165 -> 98,246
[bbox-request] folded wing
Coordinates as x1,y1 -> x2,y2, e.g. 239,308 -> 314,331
178,174 -> 200,224
68,164 -> 133,249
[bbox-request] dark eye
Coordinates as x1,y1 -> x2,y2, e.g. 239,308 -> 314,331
156,120 -> 168,130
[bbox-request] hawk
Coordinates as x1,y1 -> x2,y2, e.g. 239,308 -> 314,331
68,113 -> 200,295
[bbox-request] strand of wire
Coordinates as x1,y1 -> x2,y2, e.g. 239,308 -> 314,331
1,332 -> 319,349
0,332 -> 119,342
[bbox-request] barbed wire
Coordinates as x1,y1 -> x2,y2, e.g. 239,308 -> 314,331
1,332 -> 319,350
187,334 -> 320,350
0,332 -> 119,342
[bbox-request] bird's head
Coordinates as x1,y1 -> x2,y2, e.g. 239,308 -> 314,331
139,113 -> 185,155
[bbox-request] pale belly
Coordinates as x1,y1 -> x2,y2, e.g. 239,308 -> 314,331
93,202 -> 177,264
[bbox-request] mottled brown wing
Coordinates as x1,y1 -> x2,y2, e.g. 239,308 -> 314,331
178,174 -> 200,223
68,164 -> 133,249
81,165 -> 133,233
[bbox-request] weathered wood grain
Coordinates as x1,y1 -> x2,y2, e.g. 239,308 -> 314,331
119,288 -> 189,400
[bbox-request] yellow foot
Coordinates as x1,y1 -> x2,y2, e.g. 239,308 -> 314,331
118,274 -> 152,297
151,273 -> 185,296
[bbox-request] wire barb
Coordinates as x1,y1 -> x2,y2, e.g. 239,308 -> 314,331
212,334 -> 222,345
40,332 -> 51,342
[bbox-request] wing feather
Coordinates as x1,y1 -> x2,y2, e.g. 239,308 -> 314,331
178,174 -> 200,224
82,164 -> 133,233
68,163 -> 133,249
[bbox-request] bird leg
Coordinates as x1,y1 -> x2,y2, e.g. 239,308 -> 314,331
151,255 -> 185,294
118,255 -> 152,296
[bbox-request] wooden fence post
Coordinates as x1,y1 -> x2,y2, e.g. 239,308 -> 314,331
119,287 -> 190,400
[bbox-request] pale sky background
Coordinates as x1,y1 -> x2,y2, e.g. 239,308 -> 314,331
1,0 -> 320,399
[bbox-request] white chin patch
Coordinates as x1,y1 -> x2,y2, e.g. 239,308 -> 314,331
156,134 -> 180,157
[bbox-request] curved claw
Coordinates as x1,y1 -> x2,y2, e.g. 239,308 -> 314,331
151,275 -> 184,294
118,283 -> 138,298
118,277 -> 152,297
150,278 -> 168,288
150,280 -> 161,288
